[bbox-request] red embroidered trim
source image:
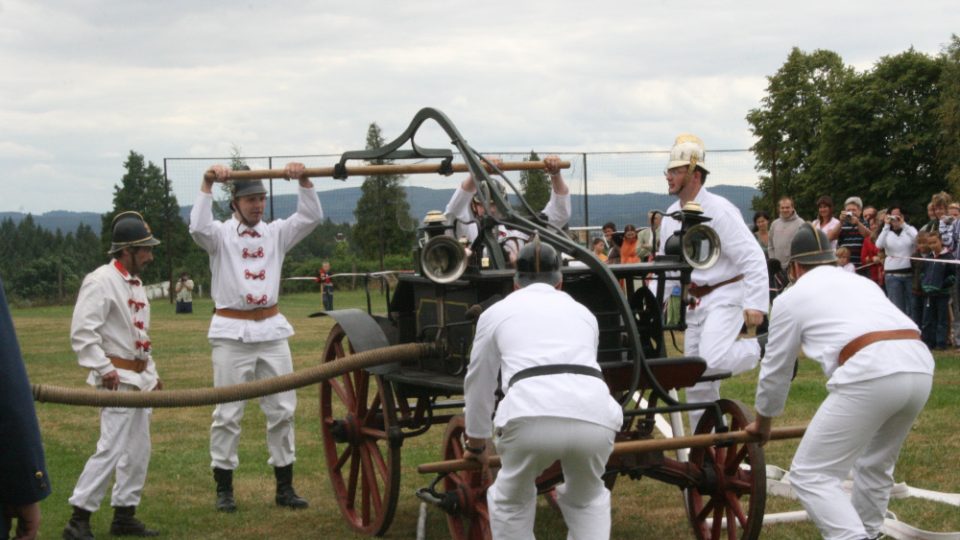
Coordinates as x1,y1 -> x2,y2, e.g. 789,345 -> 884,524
245,294 -> 268,305
245,269 -> 266,280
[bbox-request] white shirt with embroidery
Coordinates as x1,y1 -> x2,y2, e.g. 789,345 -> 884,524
70,260 -> 159,390
189,187 -> 323,342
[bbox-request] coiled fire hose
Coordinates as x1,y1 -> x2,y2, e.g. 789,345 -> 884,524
32,342 -> 434,408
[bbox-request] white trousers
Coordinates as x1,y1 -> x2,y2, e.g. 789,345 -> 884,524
488,417 -> 616,540
790,372 -> 932,540
69,385 -> 152,511
684,303 -> 761,428
209,338 -> 297,470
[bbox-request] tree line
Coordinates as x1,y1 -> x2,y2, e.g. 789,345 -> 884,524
748,35 -> 960,216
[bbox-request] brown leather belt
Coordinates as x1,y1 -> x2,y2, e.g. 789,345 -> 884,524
215,305 -> 280,321
688,274 -> 744,298
109,356 -> 148,373
838,329 -> 922,365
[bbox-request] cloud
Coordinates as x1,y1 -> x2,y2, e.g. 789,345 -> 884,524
0,141 -> 53,160
0,0 -> 957,212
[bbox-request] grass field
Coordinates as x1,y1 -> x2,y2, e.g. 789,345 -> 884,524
11,287 -> 960,539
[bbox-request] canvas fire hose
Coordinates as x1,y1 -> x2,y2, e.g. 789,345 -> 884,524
32,342 -> 433,408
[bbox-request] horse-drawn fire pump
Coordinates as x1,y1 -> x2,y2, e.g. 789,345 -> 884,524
312,107 -> 800,540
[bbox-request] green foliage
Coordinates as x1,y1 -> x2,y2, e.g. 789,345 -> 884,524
0,216 -> 100,303
518,150 -> 550,211
103,150 -> 204,292
746,48 -> 854,213
813,49 -> 944,213
749,41 -> 960,217
938,35 -> 960,193
352,123 -> 416,269
286,218 -> 353,263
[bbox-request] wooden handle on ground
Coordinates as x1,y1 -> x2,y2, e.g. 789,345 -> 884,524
416,425 -> 806,475
202,160 -> 571,182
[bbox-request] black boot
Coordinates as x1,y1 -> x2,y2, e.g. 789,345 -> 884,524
109,506 -> 158,537
213,468 -> 237,513
274,464 -> 308,509
63,506 -> 95,540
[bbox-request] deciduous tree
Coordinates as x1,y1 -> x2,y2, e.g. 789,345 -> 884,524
746,48 -> 853,213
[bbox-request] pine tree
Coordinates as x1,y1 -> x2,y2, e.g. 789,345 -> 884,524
102,150 -> 191,287
352,123 -> 415,269
519,150 -> 550,212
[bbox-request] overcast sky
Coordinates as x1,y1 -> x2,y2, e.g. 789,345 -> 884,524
1,0 -> 956,213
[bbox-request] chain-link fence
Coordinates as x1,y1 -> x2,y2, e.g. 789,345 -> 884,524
163,150 -> 760,232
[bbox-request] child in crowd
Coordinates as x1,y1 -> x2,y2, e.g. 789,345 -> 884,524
592,237 -> 608,262
920,233 -> 956,349
836,247 -> 855,272
619,224 -> 641,264
317,261 -> 334,311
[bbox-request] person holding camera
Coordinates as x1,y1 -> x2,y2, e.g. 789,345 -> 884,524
876,206 -> 917,317
837,196 -> 872,277
175,272 -> 194,314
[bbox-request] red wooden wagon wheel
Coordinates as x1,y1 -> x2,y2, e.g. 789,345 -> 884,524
442,415 -> 493,540
320,324 -> 401,536
686,399 -> 766,540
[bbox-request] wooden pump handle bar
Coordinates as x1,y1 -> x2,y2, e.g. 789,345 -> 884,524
416,425 -> 807,475
202,160 -> 572,182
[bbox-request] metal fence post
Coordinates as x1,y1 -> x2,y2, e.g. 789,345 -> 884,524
268,156 -> 274,222
582,152 -> 589,227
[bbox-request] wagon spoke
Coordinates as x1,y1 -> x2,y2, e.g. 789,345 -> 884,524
347,446 -> 360,508
696,496 -> 715,522
363,393 -> 382,426
726,491 -> 748,527
726,444 -> 748,472
727,472 -> 754,493
361,455 -> 370,524
726,505 -> 736,540
713,445 -> 727,468
711,502 -> 723,539
355,371 -> 369,416
446,470 -> 468,489
335,444 -> 351,470
360,442 -> 383,516
367,438 -> 390,482
329,376 -> 354,409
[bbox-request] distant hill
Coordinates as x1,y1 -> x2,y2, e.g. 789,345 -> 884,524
7,184 -> 760,235
0,210 -> 103,235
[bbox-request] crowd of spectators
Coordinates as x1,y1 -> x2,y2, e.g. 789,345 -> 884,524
591,190 -> 960,351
